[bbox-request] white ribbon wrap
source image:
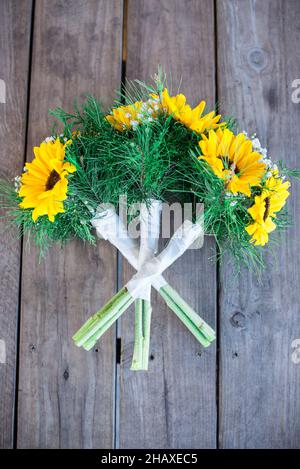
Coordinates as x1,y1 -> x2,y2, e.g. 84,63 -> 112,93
91,204 -> 166,297
92,204 -> 204,301
92,205 -> 140,267
137,200 -> 162,300
126,220 -> 203,299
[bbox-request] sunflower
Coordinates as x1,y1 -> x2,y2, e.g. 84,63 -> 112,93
106,101 -> 143,131
245,176 -> 291,246
199,128 -> 266,196
19,138 -> 76,222
161,88 -> 222,133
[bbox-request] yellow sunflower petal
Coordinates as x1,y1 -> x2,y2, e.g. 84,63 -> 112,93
198,129 -> 266,194
18,139 -> 76,222
63,162 -> 77,173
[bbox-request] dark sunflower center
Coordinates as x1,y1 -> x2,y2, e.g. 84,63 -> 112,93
222,157 -> 240,175
230,161 -> 239,174
46,170 -> 60,191
263,197 -> 270,221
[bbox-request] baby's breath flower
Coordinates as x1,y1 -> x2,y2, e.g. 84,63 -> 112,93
14,175 -> 22,192
44,136 -> 55,143
130,120 -> 139,130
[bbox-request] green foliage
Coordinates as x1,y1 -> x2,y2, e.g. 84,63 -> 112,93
0,77 -> 297,271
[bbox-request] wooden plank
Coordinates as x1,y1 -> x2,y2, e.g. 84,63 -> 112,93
0,0 -> 33,448
119,0 -> 217,448
217,0 -> 300,448
17,0 -> 123,448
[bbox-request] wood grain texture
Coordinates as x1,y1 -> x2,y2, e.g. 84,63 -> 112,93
17,0 -> 123,448
0,0 -> 33,448
119,0 -> 217,449
217,0 -> 300,448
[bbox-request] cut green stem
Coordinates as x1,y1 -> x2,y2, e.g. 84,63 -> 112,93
131,299 -> 152,371
73,286 -> 134,348
159,284 -> 215,347
73,282 -> 215,352
82,293 -> 134,350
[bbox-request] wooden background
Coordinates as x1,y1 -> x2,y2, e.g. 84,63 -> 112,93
0,0 -> 299,449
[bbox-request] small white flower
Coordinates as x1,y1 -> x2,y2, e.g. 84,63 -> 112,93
141,103 -> 147,111
261,148 -> 268,157
230,201 -> 237,207
130,120 -> 139,130
261,158 -> 271,167
137,113 -> 143,119
251,137 -> 261,149
148,117 -> 153,122
125,113 -> 131,118
272,163 -> 278,172
148,108 -> 153,114
44,136 -> 55,143
154,104 -> 159,111
266,171 -> 272,178
14,175 -> 22,192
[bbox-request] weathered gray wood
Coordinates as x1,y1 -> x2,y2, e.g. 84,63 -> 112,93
119,0 -> 217,449
217,0 -> 300,448
0,0 -> 33,448
17,0 -> 123,448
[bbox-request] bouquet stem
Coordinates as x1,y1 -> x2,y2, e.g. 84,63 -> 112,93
130,200 -> 161,370
73,286 -> 134,350
131,299 -> 152,370
74,210 -> 216,359
159,284 -> 215,347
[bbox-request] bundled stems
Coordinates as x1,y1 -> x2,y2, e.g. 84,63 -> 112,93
159,284 -> 215,346
131,200 -> 161,370
73,286 -> 134,350
73,205 -> 216,363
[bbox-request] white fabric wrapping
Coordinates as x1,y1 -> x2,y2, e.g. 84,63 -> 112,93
91,205 -> 167,294
137,200 -> 162,300
92,205 -> 203,300
92,206 -> 140,267
126,220 -> 203,299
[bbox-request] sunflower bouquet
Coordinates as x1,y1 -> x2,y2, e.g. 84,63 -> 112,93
0,70 -> 296,371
